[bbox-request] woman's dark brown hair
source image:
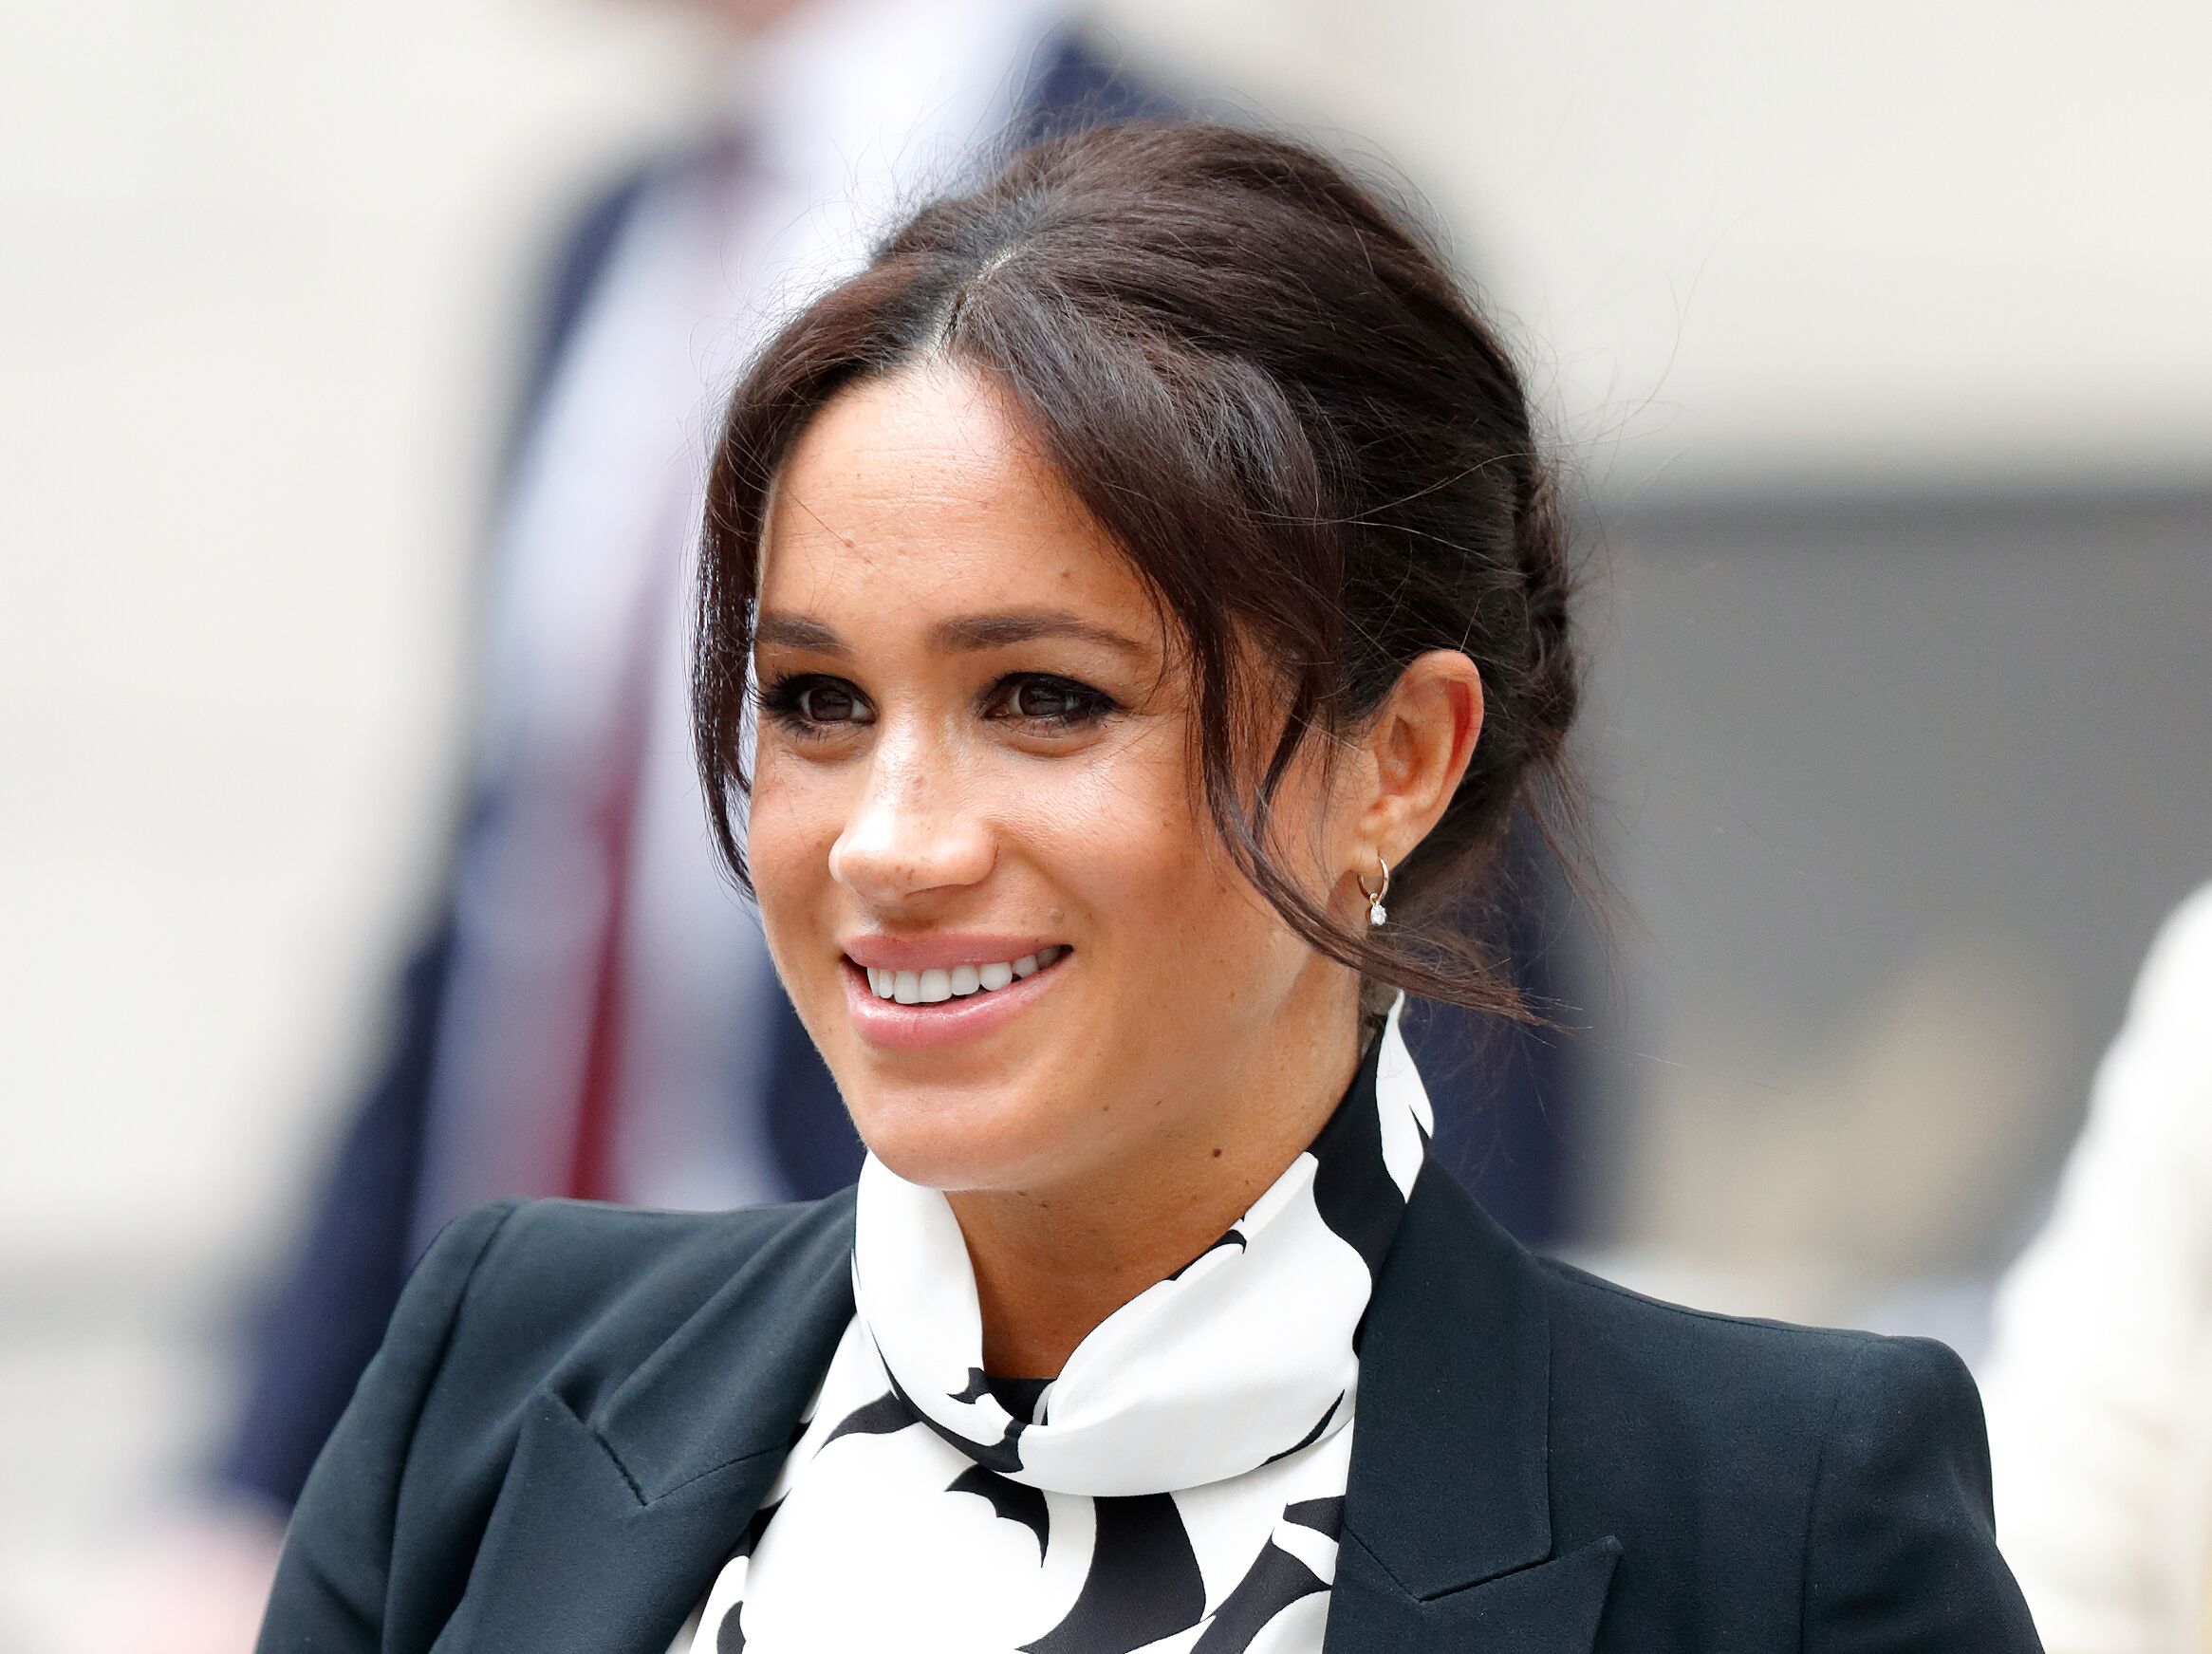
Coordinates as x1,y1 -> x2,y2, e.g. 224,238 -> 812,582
695,121 -> 1579,1017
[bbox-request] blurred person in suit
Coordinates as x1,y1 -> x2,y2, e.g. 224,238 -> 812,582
1980,882 -> 2212,1653
96,2 -> 1583,1646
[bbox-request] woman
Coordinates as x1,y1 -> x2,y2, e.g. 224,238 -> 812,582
258,122 -> 2039,1653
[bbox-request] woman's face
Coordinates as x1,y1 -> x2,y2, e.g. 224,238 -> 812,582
747,362 -> 1364,1199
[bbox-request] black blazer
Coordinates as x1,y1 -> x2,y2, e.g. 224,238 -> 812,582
259,1162 -> 2039,1652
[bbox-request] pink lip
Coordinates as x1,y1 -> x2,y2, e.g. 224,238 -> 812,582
841,933 -> 1067,972
838,951 -> 1069,1051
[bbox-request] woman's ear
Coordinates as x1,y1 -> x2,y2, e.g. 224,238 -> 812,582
1354,650 -> 1484,866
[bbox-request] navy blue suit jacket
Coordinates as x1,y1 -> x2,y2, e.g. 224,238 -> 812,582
257,1173 -> 2039,1652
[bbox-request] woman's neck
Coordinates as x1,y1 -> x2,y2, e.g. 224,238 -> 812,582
946,1012 -> 1364,1378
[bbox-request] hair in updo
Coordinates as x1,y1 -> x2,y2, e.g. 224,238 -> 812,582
696,121 -> 1580,1018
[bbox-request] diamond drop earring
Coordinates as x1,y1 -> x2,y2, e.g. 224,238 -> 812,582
1357,853 -> 1391,926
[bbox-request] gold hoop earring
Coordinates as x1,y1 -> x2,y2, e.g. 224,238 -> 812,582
1357,853 -> 1391,926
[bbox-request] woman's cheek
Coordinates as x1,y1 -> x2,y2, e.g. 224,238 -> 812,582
1011,743 -> 1218,981
745,760 -> 842,972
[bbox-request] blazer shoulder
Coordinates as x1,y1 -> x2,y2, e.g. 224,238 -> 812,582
1526,1257 -> 2035,1647
1535,1252 -> 1907,1394
432,1191 -> 855,1404
1530,1254 -> 1976,1510
468,1191 -> 837,1274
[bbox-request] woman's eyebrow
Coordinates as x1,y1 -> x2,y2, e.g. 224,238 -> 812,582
931,609 -> 1148,658
753,612 -> 849,655
754,608 -> 1150,660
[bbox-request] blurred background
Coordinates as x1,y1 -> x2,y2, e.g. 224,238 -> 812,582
2,0 -> 2206,1645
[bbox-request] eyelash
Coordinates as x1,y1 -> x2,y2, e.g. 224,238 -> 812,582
753,673 -> 1122,738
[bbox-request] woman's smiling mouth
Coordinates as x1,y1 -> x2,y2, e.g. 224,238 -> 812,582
860,945 -> 1069,1004
837,939 -> 1073,1050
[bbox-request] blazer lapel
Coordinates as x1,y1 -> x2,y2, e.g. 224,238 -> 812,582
1331,1531 -> 1620,1653
432,1192 -> 860,1654
1324,1162 -> 1619,1653
426,1390 -> 791,1654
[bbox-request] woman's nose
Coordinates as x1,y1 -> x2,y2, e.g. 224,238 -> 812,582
827,738 -> 994,907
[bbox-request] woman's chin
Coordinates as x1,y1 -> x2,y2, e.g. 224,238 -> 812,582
846,1085 -> 1071,1194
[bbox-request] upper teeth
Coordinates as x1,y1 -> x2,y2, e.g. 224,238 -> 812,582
864,947 -> 1066,1003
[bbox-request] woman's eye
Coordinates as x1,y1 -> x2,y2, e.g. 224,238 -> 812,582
798,682 -> 862,722
758,675 -> 872,734
989,675 -> 1117,728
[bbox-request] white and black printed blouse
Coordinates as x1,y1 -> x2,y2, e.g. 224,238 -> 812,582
671,997 -> 1435,1654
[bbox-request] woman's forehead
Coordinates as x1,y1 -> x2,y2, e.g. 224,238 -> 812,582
758,364 -> 1160,640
